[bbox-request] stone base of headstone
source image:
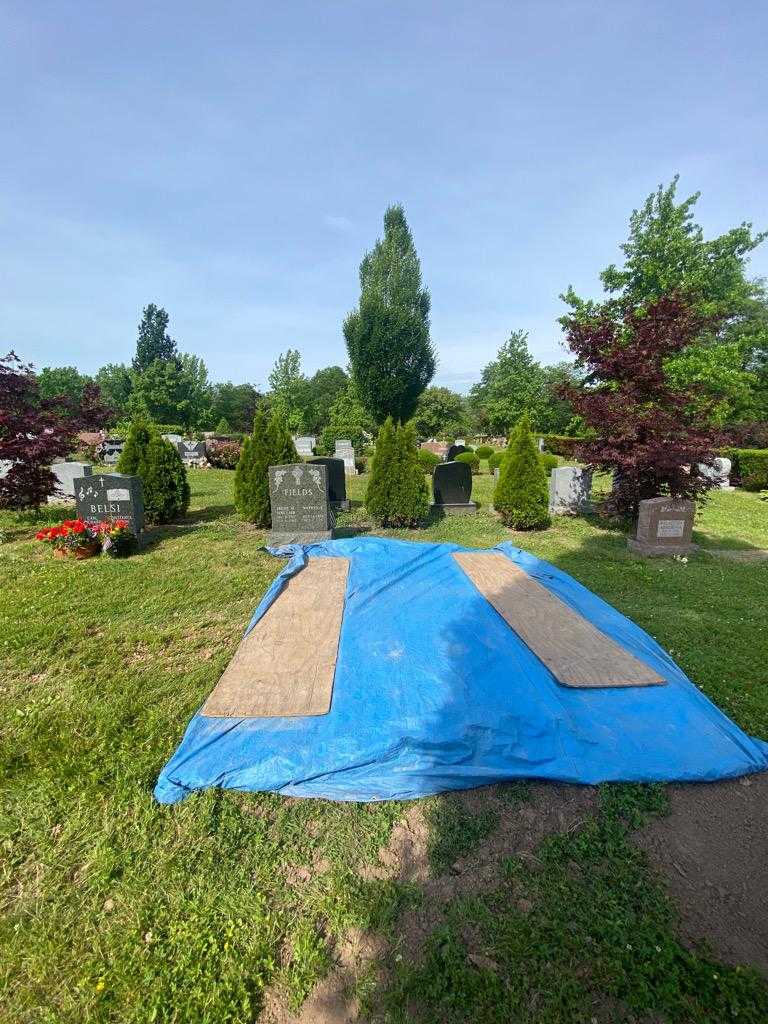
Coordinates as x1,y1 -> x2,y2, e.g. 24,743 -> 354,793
627,538 -> 699,558
268,528 -> 334,545
332,499 -> 351,512
430,501 -> 478,516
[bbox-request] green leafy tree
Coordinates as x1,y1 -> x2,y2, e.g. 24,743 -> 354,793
365,417 -> 428,526
536,363 -> 581,434
469,331 -> 546,435
130,353 -> 211,429
234,409 -> 272,526
209,382 -> 262,434
493,412 -> 550,530
132,304 -> 178,372
319,382 -> 371,454
305,365 -> 349,433
413,386 -> 469,439
268,349 -> 310,433
215,417 -> 232,433
37,366 -> 91,403
345,204 -> 435,423
139,435 -> 190,524
561,177 -> 767,425
95,363 -> 133,419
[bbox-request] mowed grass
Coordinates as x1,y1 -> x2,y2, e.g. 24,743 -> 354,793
1,467 -> 767,1022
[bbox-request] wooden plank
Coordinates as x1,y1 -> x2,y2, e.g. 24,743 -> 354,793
202,557 -> 350,717
453,551 -> 665,688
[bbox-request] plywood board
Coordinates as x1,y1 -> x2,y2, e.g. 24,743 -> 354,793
202,557 -> 350,717
453,551 -> 665,688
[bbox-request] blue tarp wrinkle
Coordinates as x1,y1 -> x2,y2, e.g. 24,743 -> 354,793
154,537 -> 768,803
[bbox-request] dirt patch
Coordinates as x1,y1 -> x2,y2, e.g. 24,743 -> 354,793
634,773 -> 768,975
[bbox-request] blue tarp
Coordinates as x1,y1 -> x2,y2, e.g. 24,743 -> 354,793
154,537 -> 768,803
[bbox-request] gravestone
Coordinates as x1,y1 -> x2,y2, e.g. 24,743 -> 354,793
49,461 -> 93,502
75,473 -> 145,539
0,460 -> 13,479
537,437 -> 545,452
268,463 -> 335,545
176,439 -> 207,465
162,433 -> 184,447
445,443 -> 469,462
628,497 -> 697,557
455,438 -> 466,447
334,439 -> 357,475
100,438 -> 124,465
308,456 -> 349,510
431,461 -> 477,515
548,466 -> 592,516
699,457 -> 734,491
294,435 -> 316,457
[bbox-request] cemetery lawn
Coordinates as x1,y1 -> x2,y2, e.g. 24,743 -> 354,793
1,468 -> 767,1023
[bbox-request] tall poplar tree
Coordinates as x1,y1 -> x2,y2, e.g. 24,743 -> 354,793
344,204 -> 435,424
132,304 -> 178,372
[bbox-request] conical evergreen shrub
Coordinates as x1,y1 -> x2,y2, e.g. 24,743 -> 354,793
234,409 -> 272,525
267,410 -> 299,465
493,412 -> 551,529
116,417 -> 154,474
139,435 -> 190,524
365,418 -> 428,526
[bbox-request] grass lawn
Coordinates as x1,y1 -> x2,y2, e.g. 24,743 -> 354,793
1,468 -> 767,1022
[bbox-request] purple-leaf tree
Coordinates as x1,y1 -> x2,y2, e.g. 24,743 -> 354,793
560,295 -> 722,519
0,352 -> 112,509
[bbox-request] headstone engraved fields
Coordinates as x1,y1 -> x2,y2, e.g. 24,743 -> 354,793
75,473 -> 145,538
268,463 -> 334,545
628,497 -> 696,557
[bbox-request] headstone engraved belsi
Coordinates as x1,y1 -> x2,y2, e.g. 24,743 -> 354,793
268,463 -> 334,545
308,456 -> 349,510
628,497 -> 696,557
431,461 -> 477,515
75,473 -> 145,539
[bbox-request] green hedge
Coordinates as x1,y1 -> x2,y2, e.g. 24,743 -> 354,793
455,451 -> 480,474
538,452 -> 559,475
475,445 -> 494,461
541,434 -> 586,458
726,448 -> 768,491
488,451 -> 504,472
417,448 -> 441,472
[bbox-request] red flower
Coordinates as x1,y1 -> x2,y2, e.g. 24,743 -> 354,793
72,521 -> 85,533
35,531 -> 46,540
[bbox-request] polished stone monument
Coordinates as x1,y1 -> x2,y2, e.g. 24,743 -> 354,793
308,456 -> 349,510
628,497 -> 697,557
49,461 -> 93,502
334,439 -> 357,475
268,463 -> 334,545
294,435 -> 316,457
431,461 -> 477,515
74,473 -> 145,539
548,466 -> 592,515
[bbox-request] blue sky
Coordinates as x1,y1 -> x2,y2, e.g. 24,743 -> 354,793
2,1 -> 767,392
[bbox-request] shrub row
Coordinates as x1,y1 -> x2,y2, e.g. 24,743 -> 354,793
540,434 -> 586,458
724,447 -> 768,491
455,451 -> 480,474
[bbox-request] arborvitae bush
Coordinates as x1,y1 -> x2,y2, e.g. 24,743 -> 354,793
214,416 -> 232,434
476,445 -> 494,461
116,417 -> 154,474
139,435 -> 190,524
539,452 -> 559,475
267,411 -> 299,466
455,451 -> 480,474
366,418 -> 429,526
234,410 -> 272,526
493,412 -> 551,530
417,448 -> 441,472
488,451 -> 504,472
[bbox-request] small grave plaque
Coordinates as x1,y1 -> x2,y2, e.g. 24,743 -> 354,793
308,456 -> 349,510
49,461 -> 93,502
268,463 -> 334,545
628,497 -> 696,557
548,466 -> 592,516
75,473 -> 145,539
431,461 -> 477,515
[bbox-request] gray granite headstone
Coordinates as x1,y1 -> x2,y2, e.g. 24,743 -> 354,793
49,462 -> 93,502
334,440 -> 357,475
431,461 -> 477,515
294,435 -> 316,457
308,456 -> 349,510
75,473 -> 145,539
628,497 -> 696,557
162,433 -> 184,446
100,438 -> 125,465
699,457 -> 734,491
268,463 -> 334,545
548,466 -> 592,515
0,459 -> 13,479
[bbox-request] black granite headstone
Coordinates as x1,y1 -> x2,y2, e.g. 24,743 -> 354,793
268,463 -> 334,545
308,456 -> 349,510
74,473 -> 145,538
176,439 -> 207,462
431,461 -> 477,515
100,438 -> 125,465
445,444 -> 469,462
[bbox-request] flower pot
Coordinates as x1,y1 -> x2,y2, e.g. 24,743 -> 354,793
53,542 -> 101,560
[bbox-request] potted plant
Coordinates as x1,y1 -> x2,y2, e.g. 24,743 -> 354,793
98,518 -> 138,558
36,519 -> 102,559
